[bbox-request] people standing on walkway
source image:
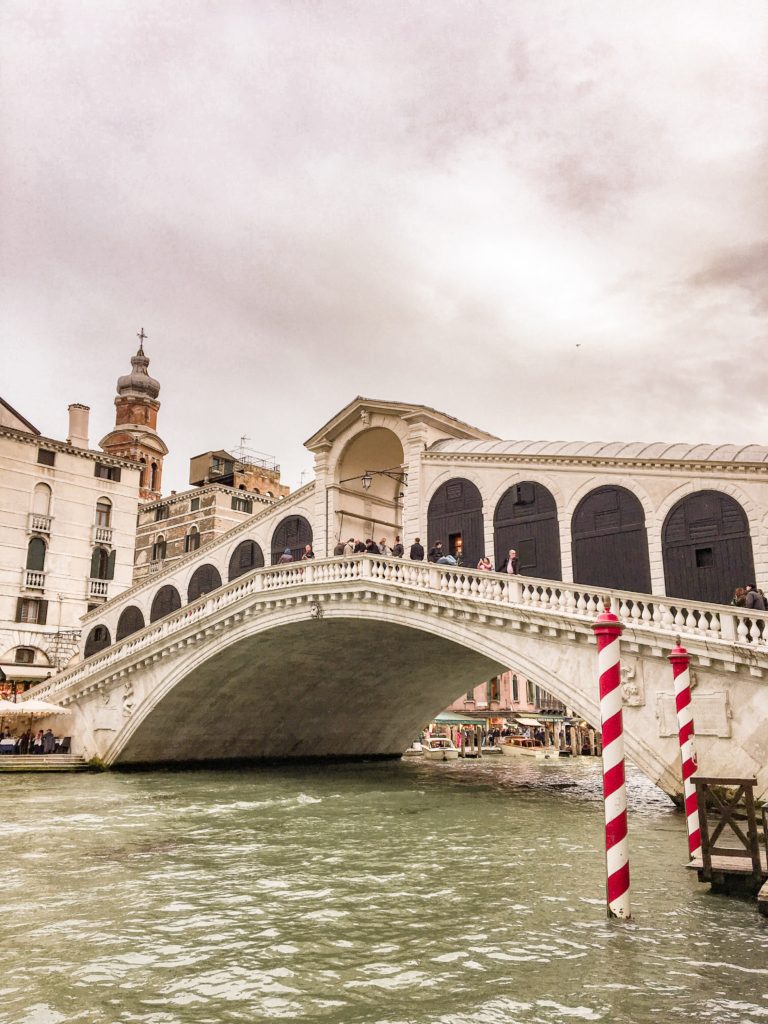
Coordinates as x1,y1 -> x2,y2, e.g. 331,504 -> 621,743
499,548 -> 519,574
344,538 -> 355,556
301,544 -> 315,560
392,536 -> 404,558
32,730 -> 44,754
43,729 -> 56,754
278,548 -> 293,563
379,538 -> 391,556
353,539 -> 366,554
477,556 -> 492,571
410,537 -> 424,560
365,539 -> 380,554
333,539 -> 345,556
428,541 -> 444,563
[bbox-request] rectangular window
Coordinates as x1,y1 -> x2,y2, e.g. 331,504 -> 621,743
15,598 -> 48,624
37,449 -> 55,466
190,497 -> 200,512
15,647 -> 34,664
94,463 -> 121,482
231,497 -> 253,514
511,675 -> 519,702
155,505 -> 169,522
526,679 -> 535,704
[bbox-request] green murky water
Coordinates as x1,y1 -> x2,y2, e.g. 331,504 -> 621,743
2,758 -> 766,1024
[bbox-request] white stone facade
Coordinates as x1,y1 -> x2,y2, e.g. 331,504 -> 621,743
0,423 -> 140,690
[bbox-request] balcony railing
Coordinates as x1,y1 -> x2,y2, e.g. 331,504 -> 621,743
23,570 -> 46,590
28,513 -> 52,535
88,579 -> 109,600
92,524 -> 114,545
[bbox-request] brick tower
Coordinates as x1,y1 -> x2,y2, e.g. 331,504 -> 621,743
100,330 -> 168,501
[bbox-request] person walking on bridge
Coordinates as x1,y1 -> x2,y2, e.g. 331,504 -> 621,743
745,584 -> 766,611
428,541 -> 444,563
410,537 -> 424,560
499,548 -> 519,575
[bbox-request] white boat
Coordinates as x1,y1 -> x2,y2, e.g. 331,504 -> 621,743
421,736 -> 459,761
499,736 -> 558,760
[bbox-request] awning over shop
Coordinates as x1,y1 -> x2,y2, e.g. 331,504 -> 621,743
433,712 -> 488,726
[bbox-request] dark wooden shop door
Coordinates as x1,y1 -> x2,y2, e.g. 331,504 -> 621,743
271,515 -> 313,564
494,481 -> 561,579
572,485 -> 651,593
662,490 -> 754,604
427,478 -> 484,567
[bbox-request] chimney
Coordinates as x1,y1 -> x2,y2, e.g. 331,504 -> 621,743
67,403 -> 90,449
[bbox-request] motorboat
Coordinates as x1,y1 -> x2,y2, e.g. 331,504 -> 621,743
499,736 -> 558,760
421,736 -> 459,761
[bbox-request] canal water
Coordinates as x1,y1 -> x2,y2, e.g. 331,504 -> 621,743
2,758 -> 766,1024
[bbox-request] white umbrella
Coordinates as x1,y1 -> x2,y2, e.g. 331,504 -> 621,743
0,699 -> 19,714
5,698 -> 71,717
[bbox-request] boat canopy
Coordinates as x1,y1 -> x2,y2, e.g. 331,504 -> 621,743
433,712 -> 488,726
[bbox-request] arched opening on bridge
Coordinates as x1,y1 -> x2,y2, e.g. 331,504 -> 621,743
271,516 -> 313,564
572,486 -> 651,593
188,564 -> 223,603
662,490 -> 755,604
494,482 -> 561,579
428,479 -> 484,567
229,539 -> 265,581
150,585 -> 182,623
335,427 -> 406,548
116,605 -> 145,641
84,624 -> 111,658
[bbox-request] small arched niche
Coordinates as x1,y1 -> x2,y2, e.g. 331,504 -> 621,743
335,427 -> 406,546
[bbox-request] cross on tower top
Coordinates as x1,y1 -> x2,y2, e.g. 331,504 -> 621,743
137,327 -> 147,353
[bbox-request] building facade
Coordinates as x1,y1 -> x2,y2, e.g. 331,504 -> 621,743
189,449 -> 290,498
0,402 -> 140,694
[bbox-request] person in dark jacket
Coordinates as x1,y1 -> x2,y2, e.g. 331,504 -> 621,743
498,548 -> 519,575
428,542 -> 444,563
333,540 -> 345,556
744,584 -> 766,611
410,538 -> 424,560
365,539 -> 380,554
353,539 -> 366,553
300,544 -> 315,560
392,535 -> 404,558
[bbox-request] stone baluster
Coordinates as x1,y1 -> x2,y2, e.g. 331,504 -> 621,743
736,616 -> 749,643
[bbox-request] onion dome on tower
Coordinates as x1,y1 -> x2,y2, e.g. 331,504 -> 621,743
100,330 -> 169,501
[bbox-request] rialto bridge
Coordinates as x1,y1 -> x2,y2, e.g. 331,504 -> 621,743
24,398 -> 768,798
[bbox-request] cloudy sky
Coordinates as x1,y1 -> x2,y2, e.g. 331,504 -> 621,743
1,0 -> 766,492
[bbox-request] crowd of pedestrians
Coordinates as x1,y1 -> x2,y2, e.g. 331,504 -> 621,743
0,728 -> 64,755
325,537 -> 520,574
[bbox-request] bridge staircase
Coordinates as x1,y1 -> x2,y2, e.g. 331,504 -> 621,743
0,754 -> 90,773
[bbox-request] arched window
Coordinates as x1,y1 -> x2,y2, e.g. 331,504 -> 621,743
494,482 -> 561,580
116,605 -> 145,641
84,624 -> 111,658
90,546 -> 116,580
187,564 -> 223,603
32,483 -> 51,516
184,526 -> 200,553
228,539 -> 265,580
427,478 -> 484,567
150,585 -> 181,622
26,538 -> 46,572
662,490 -> 755,604
150,462 -> 158,490
511,674 -> 519,702
571,486 -> 651,593
139,457 -> 147,488
151,536 -> 167,561
271,516 -> 313,564
95,497 -> 112,527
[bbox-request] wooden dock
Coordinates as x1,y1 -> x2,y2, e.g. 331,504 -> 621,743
688,777 -> 768,915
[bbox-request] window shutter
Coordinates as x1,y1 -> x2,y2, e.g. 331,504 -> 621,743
90,547 -> 101,578
15,598 -> 24,623
107,549 -> 117,580
38,600 -> 48,625
112,467 -> 121,482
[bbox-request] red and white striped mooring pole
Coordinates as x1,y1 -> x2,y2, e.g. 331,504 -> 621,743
593,608 -> 631,920
668,643 -> 701,861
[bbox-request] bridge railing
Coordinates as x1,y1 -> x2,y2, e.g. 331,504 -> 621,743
25,555 -> 768,704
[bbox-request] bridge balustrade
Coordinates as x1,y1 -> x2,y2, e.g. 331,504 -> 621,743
24,554 -> 768,706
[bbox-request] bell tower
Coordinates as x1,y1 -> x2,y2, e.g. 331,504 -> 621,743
100,329 -> 168,501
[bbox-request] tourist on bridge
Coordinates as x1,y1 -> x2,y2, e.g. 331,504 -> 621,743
409,537 -> 424,560
428,541 -> 444,562
499,548 -> 519,575
353,539 -> 366,553
477,555 -> 492,571
278,548 -> 293,563
392,535 -> 404,557
301,544 -> 315,560
744,584 -> 766,611
333,539 -> 345,556
343,538 -> 355,556
379,538 -> 391,555
731,587 -> 747,607
364,539 -> 379,554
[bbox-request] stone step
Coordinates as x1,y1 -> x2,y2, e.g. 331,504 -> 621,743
0,754 -> 89,772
